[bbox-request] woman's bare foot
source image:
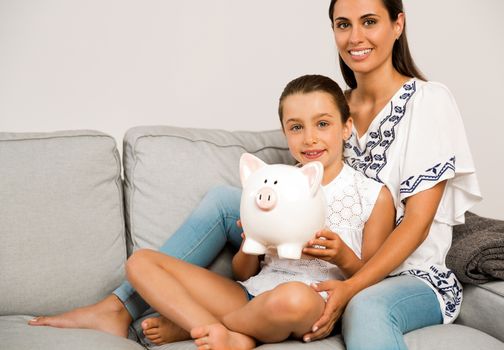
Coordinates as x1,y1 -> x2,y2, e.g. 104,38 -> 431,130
141,316 -> 190,345
191,323 -> 255,350
28,294 -> 132,338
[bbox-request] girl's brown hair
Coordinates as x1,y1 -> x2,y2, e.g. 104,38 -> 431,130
278,74 -> 350,126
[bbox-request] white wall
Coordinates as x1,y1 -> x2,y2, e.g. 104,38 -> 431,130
1,0 -> 503,219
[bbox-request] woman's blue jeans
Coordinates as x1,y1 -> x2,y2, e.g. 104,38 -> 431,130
342,275 -> 443,350
113,185 -> 243,320
114,185 -> 443,348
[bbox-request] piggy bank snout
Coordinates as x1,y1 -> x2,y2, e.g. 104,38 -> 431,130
255,187 -> 277,211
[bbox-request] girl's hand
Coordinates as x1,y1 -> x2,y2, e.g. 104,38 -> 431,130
237,233 -> 258,258
303,280 -> 354,342
233,232 -> 261,280
303,230 -> 343,265
238,232 -> 248,252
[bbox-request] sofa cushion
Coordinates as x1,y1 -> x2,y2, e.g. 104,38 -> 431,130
123,126 -> 294,251
402,324 -> 503,350
0,315 -> 144,350
0,130 -> 126,316
134,324 -> 502,350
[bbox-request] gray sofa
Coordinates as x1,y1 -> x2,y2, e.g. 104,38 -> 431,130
1,126 -> 503,350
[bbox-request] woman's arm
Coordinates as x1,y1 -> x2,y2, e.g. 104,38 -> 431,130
305,180 -> 447,341
232,234 -> 261,281
303,186 -> 395,278
345,180 -> 446,291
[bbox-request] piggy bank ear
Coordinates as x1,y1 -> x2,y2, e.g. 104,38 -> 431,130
240,153 -> 267,185
300,161 -> 324,196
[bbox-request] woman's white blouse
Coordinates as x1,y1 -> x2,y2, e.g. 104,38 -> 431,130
344,78 -> 482,323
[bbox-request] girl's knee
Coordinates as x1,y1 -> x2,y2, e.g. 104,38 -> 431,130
125,249 -> 156,280
265,282 -> 323,321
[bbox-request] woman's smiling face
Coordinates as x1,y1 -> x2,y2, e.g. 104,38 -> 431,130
331,0 -> 404,77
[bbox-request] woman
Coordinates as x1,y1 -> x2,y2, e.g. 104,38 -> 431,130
302,1 -> 481,348
30,0 -> 481,349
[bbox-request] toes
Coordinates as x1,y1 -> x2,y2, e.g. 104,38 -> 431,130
141,318 -> 159,331
190,326 -> 209,339
148,335 -> 163,344
143,327 -> 159,336
194,336 -> 209,346
28,317 -> 45,325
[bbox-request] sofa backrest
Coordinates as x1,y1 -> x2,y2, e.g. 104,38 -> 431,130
0,131 -> 126,316
123,126 -> 294,254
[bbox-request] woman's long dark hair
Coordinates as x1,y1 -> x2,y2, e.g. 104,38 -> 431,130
328,0 -> 426,89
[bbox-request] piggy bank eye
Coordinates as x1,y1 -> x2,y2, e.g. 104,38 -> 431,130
274,180 -> 278,185
264,179 -> 268,184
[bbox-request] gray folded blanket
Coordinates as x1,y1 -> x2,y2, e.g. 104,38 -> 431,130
447,212 -> 504,284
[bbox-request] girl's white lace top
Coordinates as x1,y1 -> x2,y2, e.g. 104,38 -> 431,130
239,164 -> 383,299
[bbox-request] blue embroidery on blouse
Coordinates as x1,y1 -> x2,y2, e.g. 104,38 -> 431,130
344,81 -> 417,183
396,267 -> 462,321
400,157 -> 456,194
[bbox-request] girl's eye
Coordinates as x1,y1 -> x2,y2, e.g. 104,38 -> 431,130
290,125 -> 302,132
318,121 -> 329,128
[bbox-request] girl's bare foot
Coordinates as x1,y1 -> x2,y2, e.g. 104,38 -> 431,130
141,316 -> 190,345
191,323 -> 255,350
28,294 -> 132,338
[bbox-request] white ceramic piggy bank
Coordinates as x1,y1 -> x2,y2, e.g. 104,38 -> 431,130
239,153 -> 326,259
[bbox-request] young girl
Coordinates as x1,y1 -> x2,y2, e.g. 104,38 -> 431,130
125,74 -> 395,349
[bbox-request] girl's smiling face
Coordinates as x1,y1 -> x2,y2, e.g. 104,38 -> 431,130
332,0 -> 404,77
281,91 -> 352,185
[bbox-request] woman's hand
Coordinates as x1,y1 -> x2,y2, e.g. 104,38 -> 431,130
303,279 -> 354,342
303,229 -> 343,265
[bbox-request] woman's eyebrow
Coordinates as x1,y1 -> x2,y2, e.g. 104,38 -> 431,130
334,13 -> 380,21
361,13 -> 379,19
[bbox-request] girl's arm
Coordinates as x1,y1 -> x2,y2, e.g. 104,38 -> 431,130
303,186 -> 395,278
305,180 -> 446,341
232,234 -> 261,281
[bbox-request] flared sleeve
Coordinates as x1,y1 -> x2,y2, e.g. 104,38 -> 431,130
398,82 -> 482,225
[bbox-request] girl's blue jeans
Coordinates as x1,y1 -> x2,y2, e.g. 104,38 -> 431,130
114,185 -> 442,348
113,185 -> 243,319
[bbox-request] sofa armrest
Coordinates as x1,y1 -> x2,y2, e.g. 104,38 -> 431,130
456,281 -> 504,342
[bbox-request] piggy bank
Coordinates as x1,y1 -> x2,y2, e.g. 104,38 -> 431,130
239,153 -> 326,259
